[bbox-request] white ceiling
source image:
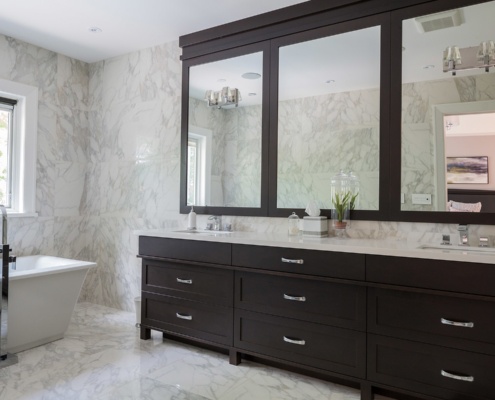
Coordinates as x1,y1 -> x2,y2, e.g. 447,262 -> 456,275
0,0 -> 307,63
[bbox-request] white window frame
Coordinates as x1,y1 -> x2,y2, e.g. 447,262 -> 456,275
0,78 -> 38,216
188,126 -> 212,206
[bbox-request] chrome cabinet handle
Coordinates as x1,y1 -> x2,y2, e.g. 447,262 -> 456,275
441,370 -> 474,382
283,294 -> 306,302
281,257 -> 304,264
176,312 -> 192,321
176,278 -> 192,284
283,336 -> 305,346
441,318 -> 474,328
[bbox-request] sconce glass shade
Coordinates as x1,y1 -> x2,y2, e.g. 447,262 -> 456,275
204,87 -> 241,108
443,46 -> 462,66
477,41 -> 495,65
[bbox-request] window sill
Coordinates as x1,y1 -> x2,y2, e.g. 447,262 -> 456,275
6,212 -> 39,218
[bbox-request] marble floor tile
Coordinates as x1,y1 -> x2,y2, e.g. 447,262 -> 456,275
0,303 -> 393,400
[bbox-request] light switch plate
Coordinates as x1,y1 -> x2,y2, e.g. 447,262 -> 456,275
412,193 -> 432,205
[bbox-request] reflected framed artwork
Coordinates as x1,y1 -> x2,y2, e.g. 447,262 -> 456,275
446,156 -> 489,184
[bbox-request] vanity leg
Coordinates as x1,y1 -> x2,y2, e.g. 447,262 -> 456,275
360,382 -> 373,400
229,349 -> 241,365
140,326 -> 151,340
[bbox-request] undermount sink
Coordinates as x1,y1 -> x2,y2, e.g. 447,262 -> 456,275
417,244 -> 495,255
174,229 -> 233,236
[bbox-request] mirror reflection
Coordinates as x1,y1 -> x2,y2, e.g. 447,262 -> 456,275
277,26 -> 381,210
188,52 -> 263,207
401,0 -> 495,212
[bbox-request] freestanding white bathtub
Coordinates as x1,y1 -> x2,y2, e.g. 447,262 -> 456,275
7,255 -> 96,353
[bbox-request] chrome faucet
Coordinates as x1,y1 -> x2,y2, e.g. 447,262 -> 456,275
458,224 -> 469,246
207,215 -> 222,231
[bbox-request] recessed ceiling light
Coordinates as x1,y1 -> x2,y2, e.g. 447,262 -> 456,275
325,79 -> 336,84
88,27 -> 102,33
217,78 -> 226,83
242,72 -> 261,80
248,93 -> 257,96
402,46 -> 406,51
423,64 -> 435,69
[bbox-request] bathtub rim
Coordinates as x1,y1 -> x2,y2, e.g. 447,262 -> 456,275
10,255 -> 96,281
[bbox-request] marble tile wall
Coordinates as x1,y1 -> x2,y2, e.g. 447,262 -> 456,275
4,32 -> 495,312
278,89 -> 380,210
0,34 -> 90,262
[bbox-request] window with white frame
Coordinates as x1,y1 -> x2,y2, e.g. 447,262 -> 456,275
187,127 -> 212,206
0,79 -> 38,215
0,97 -> 15,207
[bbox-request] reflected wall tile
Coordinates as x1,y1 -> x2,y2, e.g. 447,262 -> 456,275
476,73 -> 495,100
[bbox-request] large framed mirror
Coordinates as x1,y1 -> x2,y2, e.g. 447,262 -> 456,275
269,14 -> 391,219
180,42 -> 270,216
391,0 -> 495,223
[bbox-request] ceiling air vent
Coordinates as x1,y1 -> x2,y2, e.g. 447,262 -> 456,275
415,9 -> 462,33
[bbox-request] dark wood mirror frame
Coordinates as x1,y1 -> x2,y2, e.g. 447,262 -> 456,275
180,0 -> 495,224
389,0 -> 495,225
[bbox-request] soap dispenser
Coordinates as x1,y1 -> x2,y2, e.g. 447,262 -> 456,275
187,206 -> 197,230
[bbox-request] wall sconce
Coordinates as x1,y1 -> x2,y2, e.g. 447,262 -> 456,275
443,46 -> 461,76
443,41 -> 495,75
477,40 -> 495,72
204,87 -> 242,108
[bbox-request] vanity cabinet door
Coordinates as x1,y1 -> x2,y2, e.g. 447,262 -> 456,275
235,309 -> 366,378
368,334 -> 495,400
368,288 -> 495,353
236,271 -> 365,330
232,244 -> 365,280
142,258 -> 233,306
139,236 -> 231,265
142,292 -> 233,346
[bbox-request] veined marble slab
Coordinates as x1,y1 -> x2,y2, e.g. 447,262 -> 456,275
135,228 -> 495,265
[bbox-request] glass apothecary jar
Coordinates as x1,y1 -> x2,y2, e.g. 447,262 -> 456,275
288,212 -> 300,236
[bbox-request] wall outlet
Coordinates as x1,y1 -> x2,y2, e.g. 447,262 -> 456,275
412,193 -> 432,205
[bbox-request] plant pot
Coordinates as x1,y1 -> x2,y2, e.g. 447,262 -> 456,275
334,221 -> 347,230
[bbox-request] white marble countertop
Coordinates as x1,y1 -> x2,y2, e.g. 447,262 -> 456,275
135,229 -> 495,265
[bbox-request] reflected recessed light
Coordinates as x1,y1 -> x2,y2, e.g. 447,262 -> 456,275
325,79 -> 336,84
88,27 -> 102,33
242,72 -> 261,80
402,46 -> 406,51
423,64 -> 435,69
248,93 -> 257,96
217,78 -> 226,83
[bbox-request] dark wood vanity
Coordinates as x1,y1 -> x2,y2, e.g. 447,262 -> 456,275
139,235 -> 495,400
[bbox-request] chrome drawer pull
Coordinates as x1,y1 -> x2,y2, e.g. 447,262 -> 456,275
283,336 -> 305,346
281,257 -> 304,265
441,370 -> 474,382
283,294 -> 306,302
176,278 -> 193,284
441,318 -> 474,328
176,312 -> 192,321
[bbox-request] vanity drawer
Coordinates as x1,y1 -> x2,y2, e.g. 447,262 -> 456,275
232,244 -> 364,280
235,271 -> 365,330
368,288 -> 495,350
368,334 -> 495,400
235,309 -> 365,378
139,236 -> 231,265
367,255 -> 495,296
142,292 -> 233,346
142,258 -> 233,306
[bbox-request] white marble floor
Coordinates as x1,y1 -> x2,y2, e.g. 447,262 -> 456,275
0,303 -> 392,400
